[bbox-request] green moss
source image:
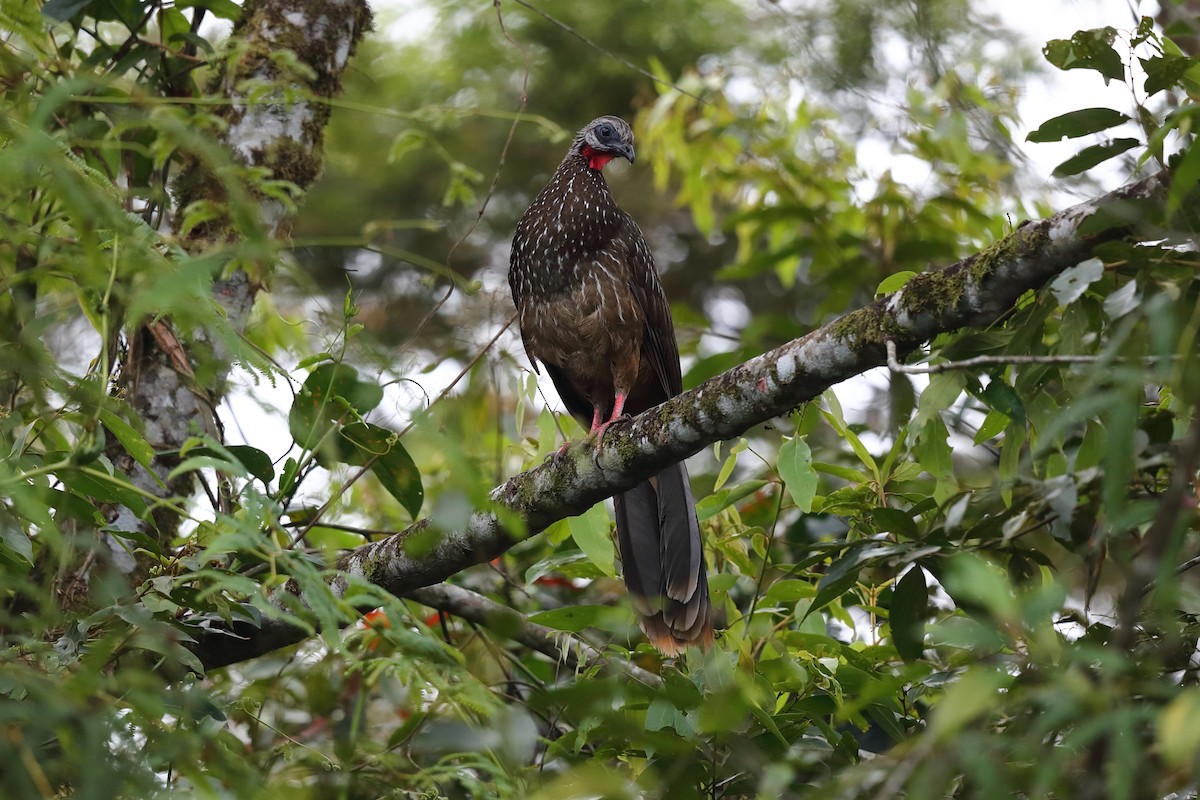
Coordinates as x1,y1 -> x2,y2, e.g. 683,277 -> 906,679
901,267 -> 966,317
827,302 -> 905,350
966,220 -> 1049,285
263,136 -> 323,188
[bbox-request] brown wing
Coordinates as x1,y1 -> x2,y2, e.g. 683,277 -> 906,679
507,235 -> 541,377
619,214 -> 684,399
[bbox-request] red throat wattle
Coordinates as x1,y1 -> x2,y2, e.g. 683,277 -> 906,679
581,145 -> 616,171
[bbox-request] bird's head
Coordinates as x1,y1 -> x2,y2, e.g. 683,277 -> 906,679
573,116 -> 635,172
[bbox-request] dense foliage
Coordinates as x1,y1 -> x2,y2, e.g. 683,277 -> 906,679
2,0 -> 1199,798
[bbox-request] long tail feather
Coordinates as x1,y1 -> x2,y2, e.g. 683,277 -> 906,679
613,461 -> 712,654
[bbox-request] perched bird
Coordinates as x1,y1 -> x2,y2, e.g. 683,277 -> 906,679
509,116 -> 713,654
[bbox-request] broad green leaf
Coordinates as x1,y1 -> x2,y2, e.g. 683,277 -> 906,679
870,506 -> 917,539
943,554 -> 1018,621
1042,28 -> 1124,84
979,381 -> 1026,426
915,371 -> 965,426
175,0 -> 242,20
1158,688 -> 1200,768
876,270 -> 916,295
567,503 -> 615,577
41,0 -> 90,20
224,445 -> 276,484
812,461 -> 869,483
0,524 -> 34,567
525,551 -> 606,584
1167,138 -> 1200,214
60,467 -> 148,517
306,526 -> 366,550
288,363 -> 384,449
890,567 -> 928,662
973,409 -> 1009,444
1026,108 -> 1129,142
695,479 -> 769,521
98,408 -> 163,488
528,605 -> 608,633
818,408 -> 879,481
1051,138 -> 1139,177
765,578 -> 815,602
1141,54 -> 1193,97
928,667 -> 1009,741
914,417 -> 955,503
176,444 -> 275,484
777,436 -> 817,512
339,422 -> 424,517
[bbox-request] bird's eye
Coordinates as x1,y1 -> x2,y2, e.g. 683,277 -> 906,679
596,124 -> 614,139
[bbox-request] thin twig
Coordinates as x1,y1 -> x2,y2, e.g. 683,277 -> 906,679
885,340 -> 1101,374
399,313 -> 516,438
507,0 -> 709,104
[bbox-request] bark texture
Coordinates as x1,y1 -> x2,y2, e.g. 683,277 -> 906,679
111,0 -> 372,562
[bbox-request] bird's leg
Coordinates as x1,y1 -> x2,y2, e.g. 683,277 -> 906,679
590,391 -> 631,465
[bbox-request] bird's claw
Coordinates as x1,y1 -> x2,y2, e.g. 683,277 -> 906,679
543,441 -> 572,468
589,414 -> 631,468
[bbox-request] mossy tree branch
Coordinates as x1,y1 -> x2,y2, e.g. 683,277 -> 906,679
191,169 -> 1170,670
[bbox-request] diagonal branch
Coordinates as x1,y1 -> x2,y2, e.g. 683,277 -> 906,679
192,169 -> 1170,670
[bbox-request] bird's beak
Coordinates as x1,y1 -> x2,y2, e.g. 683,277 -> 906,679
621,144 -> 636,164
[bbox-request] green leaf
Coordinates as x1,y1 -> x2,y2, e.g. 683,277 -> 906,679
1042,28 -> 1124,84
915,371 -> 965,426
0,525 -> 34,567
1167,139 -> 1200,214
928,667 -> 1010,741
528,605 -> 608,633
812,462 -> 869,483
225,445 -> 276,484
567,503 -> 615,578
60,467 -> 148,517
876,271 -> 917,295
765,578 -> 814,602
339,422 -> 424,517
41,0 -> 90,21
890,567 -> 928,661
1141,54 -> 1194,97
306,526 -> 366,550
819,407 -> 879,481
1158,688 -> 1200,769
695,479 -> 769,521
175,0 -> 242,20
973,409 -> 1009,444
181,444 -> 275,484
777,436 -> 817,512
870,507 -> 918,539
98,409 -> 158,479
1051,138 -> 1139,177
1026,108 -> 1130,142
525,551 -> 606,584
979,381 -> 1026,427
288,363 -> 384,450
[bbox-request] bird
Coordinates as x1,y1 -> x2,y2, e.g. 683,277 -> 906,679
508,115 -> 713,655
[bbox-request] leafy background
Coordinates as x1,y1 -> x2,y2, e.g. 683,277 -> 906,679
2,0 -> 1200,797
